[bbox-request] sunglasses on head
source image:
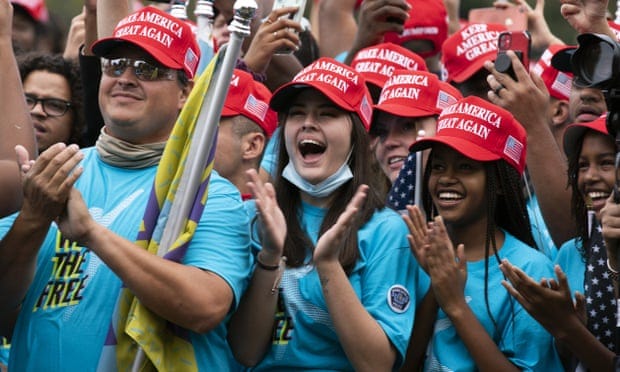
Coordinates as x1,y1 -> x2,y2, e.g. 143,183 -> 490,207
101,57 -> 176,81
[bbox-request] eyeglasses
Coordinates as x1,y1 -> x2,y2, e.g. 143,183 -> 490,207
101,57 -> 176,81
25,94 -> 72,117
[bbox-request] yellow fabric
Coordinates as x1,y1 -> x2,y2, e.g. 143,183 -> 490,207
115,56 -> 218,372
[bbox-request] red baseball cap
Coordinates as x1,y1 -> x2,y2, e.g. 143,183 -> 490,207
91,6 -> 200,79
608,20 -> 620,41
375,70 -> 442,118
383,0 -> 448,58
441,23 -> 507,83
410,96 -> 527,174
270,57 -> 374,130
351,42 -> 427,89
222,69 -> 277,137
11,0 -> 48,23
532,44 -> 573,101
563,113 -> 609,159
437,81 -> 462,111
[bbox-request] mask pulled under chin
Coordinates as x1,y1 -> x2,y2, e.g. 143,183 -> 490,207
282,152 -> 353,199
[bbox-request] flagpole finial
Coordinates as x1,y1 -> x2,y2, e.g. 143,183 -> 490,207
170,0 -> 189,20
228,0 -> 258,37
194,0 -> 215,19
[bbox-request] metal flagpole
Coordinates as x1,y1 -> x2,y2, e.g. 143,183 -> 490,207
194,0 -> 215,42
156,0 -> 256,256
130,1 -> 257,369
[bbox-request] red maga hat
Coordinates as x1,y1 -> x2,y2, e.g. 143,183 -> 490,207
351,42 -> 427,89
222,69 -> 277,137
270,57 -> 374,130
91,6 -> 200,79
410,96 -> 527,174
441,23 -> 506,83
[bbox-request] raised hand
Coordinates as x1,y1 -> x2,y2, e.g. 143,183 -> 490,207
246,169 -> 286,260
353,0 -> 410,49
243,6 -> 303,76
19,143 -> 83,223
500,260 -> 581,334
313,184 -> 368,264
560,0 -> 613,36
403,204 -> 432,272
425,215 -> 468,315
600,193 -> 620,270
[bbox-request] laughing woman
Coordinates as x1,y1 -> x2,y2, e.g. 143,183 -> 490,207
227,58 -> 425,371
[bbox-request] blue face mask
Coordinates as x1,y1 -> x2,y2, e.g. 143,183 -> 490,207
282,151 -> 354,199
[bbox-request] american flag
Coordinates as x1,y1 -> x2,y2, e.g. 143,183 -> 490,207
360,95 -> 372,126
184,48 -> 199,78
244,94 -> 268,122
387,153 -> 417,212
551,72 -> 572,99
436,90 -> 457,110
503,135 -> 524,166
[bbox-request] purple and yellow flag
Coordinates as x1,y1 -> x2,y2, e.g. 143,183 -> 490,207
112,55 -> 220,371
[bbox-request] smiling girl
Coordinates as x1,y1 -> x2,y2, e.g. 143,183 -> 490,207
227,58 -> 424,371
402,96 -> 562,370
554,113 -> 617,363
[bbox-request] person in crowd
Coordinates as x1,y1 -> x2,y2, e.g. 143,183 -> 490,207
9,0 -> 47,54
18,52 -> 85,152
402,96 -> 562,370
442,22 -> 507,99
0,1 -> 36,369
0,0 -> 35,219
227,57 -> 424,370
371,70 -> 458,186
0,6 -> 251,370
349,41 -> 427,102
510,43 -> 573,260
216,68 -> 277,198
499,259 -> 618,371
552,114 -> 618,367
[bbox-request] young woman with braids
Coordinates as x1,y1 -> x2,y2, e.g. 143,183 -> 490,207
227,58 -> 425,370
401,96 -> 563,371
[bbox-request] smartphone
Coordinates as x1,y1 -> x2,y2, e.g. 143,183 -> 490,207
272,0 -> 307,24
468,7 -> 527,31
494,30 -> 531,80
271,0 -> 307,54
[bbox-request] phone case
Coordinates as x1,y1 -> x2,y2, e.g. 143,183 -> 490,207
497,30 -> 531,71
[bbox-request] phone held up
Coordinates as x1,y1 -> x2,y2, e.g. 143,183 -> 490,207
494,30 -> 531,80
271,0 -> 307,54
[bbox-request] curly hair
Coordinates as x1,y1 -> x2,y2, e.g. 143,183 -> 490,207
18,52 -> 85,147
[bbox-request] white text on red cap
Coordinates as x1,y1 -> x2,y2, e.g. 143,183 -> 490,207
354,48 -> 421,70
379,75 -> 430,103
456,24 -> 500,61
442,101 -> 503,128
115,11 -> 184,48
296,60 -> 360,93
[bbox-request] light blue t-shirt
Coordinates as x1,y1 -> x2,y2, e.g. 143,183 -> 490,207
424,231 -> 563,371
527,194 -> 558,261
555,237 -> 586,297
259,126 -> 281,179
0,148 -> 251,371
0,337 -> 8,370
247,201 -> 425,371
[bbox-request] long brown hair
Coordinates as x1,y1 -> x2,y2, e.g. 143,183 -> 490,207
274,112 -> 385,275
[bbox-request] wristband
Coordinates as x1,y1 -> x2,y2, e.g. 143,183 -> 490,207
256,253 -> 281,271
606,258 -> 620,281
